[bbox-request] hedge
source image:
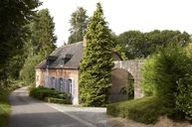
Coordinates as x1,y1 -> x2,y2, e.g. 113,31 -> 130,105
107,96 -> 172,124
29,87 -> 71,104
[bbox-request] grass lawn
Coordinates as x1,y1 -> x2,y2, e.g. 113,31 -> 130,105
0,90 -> 10,127
107,96 -> 172,124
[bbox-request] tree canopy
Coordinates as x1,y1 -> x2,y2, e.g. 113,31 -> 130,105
0,0 -> 40,83
116,30 -> 190,59
68,7 -> 88,44
20,9 -> 56,84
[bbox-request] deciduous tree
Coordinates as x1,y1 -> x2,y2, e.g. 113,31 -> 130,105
0,0 -> 40,83
68,7 -> 88,44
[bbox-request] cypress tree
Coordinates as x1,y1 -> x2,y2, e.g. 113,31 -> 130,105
79,3 -> 114,106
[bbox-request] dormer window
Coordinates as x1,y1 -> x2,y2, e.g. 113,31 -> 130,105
62,54 -> 73,65
46,56 -> 57,66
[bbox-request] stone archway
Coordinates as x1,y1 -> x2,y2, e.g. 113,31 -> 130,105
114,60 -> 144,99
109,68 -> 135,102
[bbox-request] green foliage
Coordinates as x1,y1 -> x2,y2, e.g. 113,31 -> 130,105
176,76 -> 192,120
29,87 -> 71,104
0,89 -> 10,127
79,3 -> 114,107
27,9 -> 56,56
142,44 -> 188,105
0,83 -> 21,127
6,55 -> 26,80
68,7 -> 88,44
20,9 -> 56,85
107,97 -> 171,124
0,0 -> 40,82
142,43 -> 192,120
127,78 -> 134,99
141,57 -> 156,96
30,87 -> 59,100
117,31 -> 147,59
116,30 -> 190,59
45,97 -> 71,104
20,54 -> 43,84
119,76 -> 134,100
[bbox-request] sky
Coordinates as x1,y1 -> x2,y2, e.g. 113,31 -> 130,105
40,0 -> 192,47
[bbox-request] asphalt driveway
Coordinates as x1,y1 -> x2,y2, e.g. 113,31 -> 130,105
8,87 -> 108,127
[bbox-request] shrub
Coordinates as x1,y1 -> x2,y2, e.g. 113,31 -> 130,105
45,97 -> 71,104
29,87 -> 71,104
141,43 -> 192,120
107,96 -> 172,124
176,76 -> 192,120
0,86 -> 12,127
29,87 -> 58,100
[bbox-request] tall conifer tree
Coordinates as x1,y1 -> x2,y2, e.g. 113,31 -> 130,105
20,9 -> 56,84
79,3 -> 114,106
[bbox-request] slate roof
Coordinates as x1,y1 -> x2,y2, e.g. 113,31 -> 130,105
36,41 -> 122,70
36,42 -> 83,70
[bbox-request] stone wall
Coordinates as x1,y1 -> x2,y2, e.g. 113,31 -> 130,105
109,69 -> 134,102
114,60 -> 144,99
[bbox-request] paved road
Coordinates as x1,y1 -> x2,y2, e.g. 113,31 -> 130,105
9,87 -> 109,127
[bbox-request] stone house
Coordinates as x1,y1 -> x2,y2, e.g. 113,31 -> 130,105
35,40 -> 122,105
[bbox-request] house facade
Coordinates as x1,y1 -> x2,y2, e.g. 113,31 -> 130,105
35,41 -> 122,105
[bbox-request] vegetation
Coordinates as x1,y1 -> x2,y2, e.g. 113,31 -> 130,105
142,43 -> 192,121
20,9 -> 56,85
68,7 -> 88,44
0,89 -> 10,127
29,87 -> 71,104
0,84 -> 21,127
0,1 -> 41,126
45,97 -> 70,104
0,0 -> 41,84
116,30 -> 190,59
107,96 -> 170,124
1,0 -> 192,125
108,43 -> 192,124
79,3 -> 114,107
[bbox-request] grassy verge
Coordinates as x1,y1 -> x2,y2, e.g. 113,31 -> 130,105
0,81 -> 21,127
0,89 -> 11,127
107,96 -> 172,124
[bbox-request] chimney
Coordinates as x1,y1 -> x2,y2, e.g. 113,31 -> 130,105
83,36 -> 87,47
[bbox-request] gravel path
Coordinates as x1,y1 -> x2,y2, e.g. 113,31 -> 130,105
8,87 -> 109,127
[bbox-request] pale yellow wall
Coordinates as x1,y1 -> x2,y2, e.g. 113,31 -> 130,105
35,68 -> 79,105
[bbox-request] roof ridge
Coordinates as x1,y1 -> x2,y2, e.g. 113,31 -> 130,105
59,41 -> 83,48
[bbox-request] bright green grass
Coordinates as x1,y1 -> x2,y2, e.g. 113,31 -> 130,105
107,96 -> 172,124
0,90 -> 11,127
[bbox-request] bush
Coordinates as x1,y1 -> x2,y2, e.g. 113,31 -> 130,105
0,81 -> 24,127
141,43 -> 192,120
29,87 -> 58,100
29,87 -> 71,104
0,89 -> 10,127
0,84 -> 17,127
45,97 -> 71,104
176,76 -> 192,120
107,96 -> 172,124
